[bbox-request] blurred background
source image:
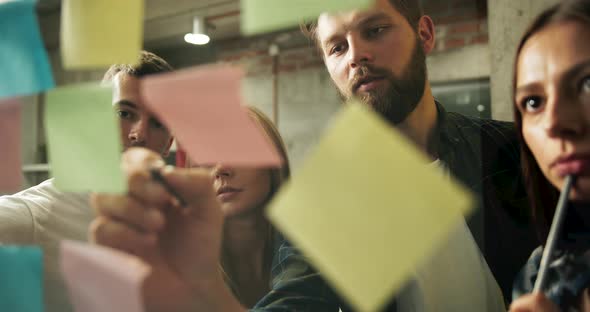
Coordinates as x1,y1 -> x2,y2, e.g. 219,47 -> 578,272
18,0 -> 557,189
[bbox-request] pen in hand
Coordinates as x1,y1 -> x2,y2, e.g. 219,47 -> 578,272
150,167 -> 187,208
533,174 -> 576,293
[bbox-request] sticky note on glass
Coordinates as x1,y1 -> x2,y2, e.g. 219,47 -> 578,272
241,0 -> 372,35
267,102 -> 474,312
142,65 -> 282,167
60,0 -> 143,69
0,98 -> 23,192
45,82 -> 126,193
60,240 -> 150,312
0,0 -> 55,99
0,246 -> 43,312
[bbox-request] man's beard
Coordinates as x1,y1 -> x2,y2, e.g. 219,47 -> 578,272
343,38 -> 427,125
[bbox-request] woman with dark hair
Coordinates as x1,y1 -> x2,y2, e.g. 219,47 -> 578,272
509,0 -> 590,311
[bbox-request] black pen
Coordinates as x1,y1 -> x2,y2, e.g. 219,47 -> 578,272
150,168 -> 187,207
533,174 -> 576,293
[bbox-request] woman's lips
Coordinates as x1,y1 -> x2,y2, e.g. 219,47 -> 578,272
216,187 -> 242,201
554,156 -> 590,177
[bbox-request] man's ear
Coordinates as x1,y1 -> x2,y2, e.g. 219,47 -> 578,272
417,15 -> 436,55
162,138 -> 174,157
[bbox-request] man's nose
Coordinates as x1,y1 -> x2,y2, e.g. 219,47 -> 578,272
348,35 -> 374,69
128,119 -> 149,145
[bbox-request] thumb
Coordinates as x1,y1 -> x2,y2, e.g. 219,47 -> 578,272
159,166 -> 219,210
122,147 -> 165,174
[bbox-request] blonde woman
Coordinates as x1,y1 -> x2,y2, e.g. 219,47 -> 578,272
180,106 -> 290,307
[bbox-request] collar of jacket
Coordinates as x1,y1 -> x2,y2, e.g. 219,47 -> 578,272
432,101 -> 461,168
430,101 -> 485,192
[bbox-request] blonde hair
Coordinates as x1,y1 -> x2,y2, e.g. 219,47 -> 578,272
245,106 -> 291,188
221,106 -> 290,306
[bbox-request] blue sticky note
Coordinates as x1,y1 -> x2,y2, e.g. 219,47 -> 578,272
0,0 -> 55,99
0,246 -> 43,312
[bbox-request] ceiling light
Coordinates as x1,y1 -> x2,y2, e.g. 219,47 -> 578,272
185,16 -> 210,45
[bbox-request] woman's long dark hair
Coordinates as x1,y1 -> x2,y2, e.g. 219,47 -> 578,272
513,0 -> 590,242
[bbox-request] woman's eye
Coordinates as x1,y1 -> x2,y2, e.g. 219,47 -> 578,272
522,96 -> 543,112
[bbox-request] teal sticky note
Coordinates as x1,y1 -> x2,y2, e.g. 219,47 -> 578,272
45,82 -> 127,193
0,246 -> 43,312
241,0 -> 372,35
0,0 -> 55,99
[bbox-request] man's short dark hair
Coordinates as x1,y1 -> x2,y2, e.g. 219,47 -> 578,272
301,0 -> 424,46
102,50 -> 173,82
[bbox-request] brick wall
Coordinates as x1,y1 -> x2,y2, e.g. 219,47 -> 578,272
215,31 -> 321,77
424,0 -> 489,52
215,0 -> 489,77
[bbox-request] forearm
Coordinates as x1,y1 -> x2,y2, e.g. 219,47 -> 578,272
0,201 -> 35,244
141,266 -> 247,312
183,274 -> 248,312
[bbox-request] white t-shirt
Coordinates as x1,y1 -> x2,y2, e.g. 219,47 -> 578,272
0,178 -> 92,312
396,219 -> 505,311
394,160 -> 505,311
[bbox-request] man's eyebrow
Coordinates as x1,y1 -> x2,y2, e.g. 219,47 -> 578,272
321,13 -> 391,50
353,13 -> 391,29
113,100 -> 137,109
322,33 -> 343,51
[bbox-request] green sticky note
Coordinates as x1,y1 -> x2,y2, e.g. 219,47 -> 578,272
267,102 -> 474,312
0,246 -> 43,312
241,0 -> 372,35
45,82 -> 126,193
60,0 -> 143,69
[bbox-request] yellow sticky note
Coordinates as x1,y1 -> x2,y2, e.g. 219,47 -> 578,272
267,102 -> 474,312
60,0 -> 143,69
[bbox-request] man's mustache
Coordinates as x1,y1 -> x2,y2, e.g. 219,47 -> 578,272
348,65 -> 393,94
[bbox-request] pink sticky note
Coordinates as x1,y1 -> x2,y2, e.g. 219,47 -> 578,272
142,64 -> 282,167
0,98 -> 22,192
60,240 -> 150,312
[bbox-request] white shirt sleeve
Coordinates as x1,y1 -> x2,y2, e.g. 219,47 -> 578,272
0,194 -> 36,244
0,179 -> 92,312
